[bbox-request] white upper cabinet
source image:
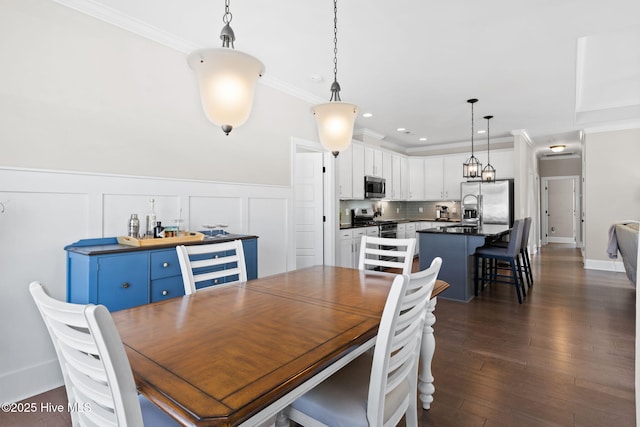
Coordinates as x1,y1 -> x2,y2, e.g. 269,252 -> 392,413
421,153 -> 466,200
423,157 -> 444,200
382,151 -> 393,199
408,158 -> 425,200
337,142 -> 513,201
337,143 -> 353,199
364,146 -> 383,177
443,153 -> 468,200
337,141 -> 365,200
352,143 -> 365,199
392,154 -> 408,201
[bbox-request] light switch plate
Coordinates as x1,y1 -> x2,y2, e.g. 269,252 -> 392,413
419,207 -> 423,213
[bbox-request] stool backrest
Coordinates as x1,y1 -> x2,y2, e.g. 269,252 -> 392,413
506,219 -> 524,257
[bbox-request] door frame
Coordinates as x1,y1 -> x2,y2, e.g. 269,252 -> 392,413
291,137 -> 336,267
541,175 -> 580,246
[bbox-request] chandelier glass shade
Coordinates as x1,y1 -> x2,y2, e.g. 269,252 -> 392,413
314,0 -> 358,157
481,115 -> 496,182
463,98 -> 482,179
188,49 -> 264,135
187,0 -> 264,135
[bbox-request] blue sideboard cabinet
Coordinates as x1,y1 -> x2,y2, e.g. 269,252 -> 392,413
65,234 -> 258,311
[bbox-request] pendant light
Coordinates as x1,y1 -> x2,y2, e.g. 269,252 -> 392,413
187,0 -> 264,135
481,115 -> 496,182
313,0 -> 359,157
463,98 -> 482,178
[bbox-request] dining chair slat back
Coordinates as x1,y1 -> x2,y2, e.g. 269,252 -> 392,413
358,235 -> 416,275
29,281 -> 179,427
176,240 -> 247,295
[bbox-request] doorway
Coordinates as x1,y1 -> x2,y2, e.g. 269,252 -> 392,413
541,176 -> 580,246
292,139 -> 336,269
294,152 -> 324,268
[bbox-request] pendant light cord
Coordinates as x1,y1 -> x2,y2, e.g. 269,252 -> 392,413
470,101 -> 475,155
220,0 -> 235,48
330,0 -> 342,101
486,116 -> 491,163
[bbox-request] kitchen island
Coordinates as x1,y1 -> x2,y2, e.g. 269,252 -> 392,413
418,224 -> 509,302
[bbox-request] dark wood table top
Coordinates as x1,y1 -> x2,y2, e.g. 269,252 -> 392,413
112,267 -> 382,425
112,265 -> 449,426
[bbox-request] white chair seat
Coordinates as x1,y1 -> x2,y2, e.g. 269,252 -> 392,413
289,352 -> 410,427
286,258 -> 443,427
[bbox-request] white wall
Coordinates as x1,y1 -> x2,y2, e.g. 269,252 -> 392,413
0,167 -> 294,403
512,131 -> 539,252
0,0 -> 312,402
0,0 -> 317,186
584,127 -> 640,270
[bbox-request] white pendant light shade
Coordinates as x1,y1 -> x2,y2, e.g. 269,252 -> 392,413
313,102 -> 359,154
188,48 -> 264,134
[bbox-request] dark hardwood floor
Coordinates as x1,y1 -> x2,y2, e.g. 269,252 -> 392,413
419,244 -> 636,426
3,244 -> 635,426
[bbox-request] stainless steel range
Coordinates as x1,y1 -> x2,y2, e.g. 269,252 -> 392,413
351,209 -> 399,269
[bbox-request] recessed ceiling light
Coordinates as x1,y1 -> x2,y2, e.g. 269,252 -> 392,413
419,137 -> 427,141
397,127 -> 406,132
362,112 -> 373,118
550,144 -> 566,152
477,130 -> 486,134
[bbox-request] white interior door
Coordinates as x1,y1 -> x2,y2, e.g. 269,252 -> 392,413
294,153 -> 324,268
543,177 -> 577,245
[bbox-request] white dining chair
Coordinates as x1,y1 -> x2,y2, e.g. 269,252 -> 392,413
176,240 -> 247,295
29,282 -> 180,427
358,235 -> 417,275
286,257 -> 443,427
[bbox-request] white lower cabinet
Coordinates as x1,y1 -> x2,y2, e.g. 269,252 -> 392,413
338,226 -> 378,269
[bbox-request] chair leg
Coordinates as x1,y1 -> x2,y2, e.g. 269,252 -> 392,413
474,255 -> 480,296
523,248 -> 533,287
516,256 -> 526,297
519,251 -> 531,289
510,260 -> 522,304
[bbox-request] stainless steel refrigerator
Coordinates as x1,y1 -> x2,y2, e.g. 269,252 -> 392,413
460,179 -> 514,226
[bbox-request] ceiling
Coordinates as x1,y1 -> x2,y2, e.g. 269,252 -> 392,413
54,0 -> 640,157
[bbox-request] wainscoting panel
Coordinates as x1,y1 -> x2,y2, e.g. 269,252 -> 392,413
189,196 -> 244,235
0,167 -> 293,404
248,197 -> 289,277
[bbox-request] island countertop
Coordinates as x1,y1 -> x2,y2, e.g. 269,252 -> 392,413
418,224 -> 510,238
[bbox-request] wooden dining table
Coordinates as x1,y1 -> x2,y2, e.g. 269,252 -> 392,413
112,265 -> 449,426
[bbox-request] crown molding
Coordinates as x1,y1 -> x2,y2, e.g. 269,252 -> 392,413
53,0 -> 198,53
52,0 -> 325,105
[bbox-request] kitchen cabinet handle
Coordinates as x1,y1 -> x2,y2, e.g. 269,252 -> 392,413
162,290 -> 169,296
122,282 -> 130,289
162,262 -> 170,268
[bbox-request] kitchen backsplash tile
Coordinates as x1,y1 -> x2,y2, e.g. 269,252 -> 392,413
339,200 -> 461,225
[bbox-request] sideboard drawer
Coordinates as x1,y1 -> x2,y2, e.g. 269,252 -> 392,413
151,275 -> 185,302
150,249 -> 181,279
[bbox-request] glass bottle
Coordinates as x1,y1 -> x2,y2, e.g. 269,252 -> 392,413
145,198 -> 156,237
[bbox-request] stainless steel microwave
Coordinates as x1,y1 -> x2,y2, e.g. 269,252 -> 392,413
364,176 -> 385,199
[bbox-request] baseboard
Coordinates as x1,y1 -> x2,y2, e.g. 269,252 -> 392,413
547,237 -> 577,244
0,359 -> 63,403
584,258 -> 626,272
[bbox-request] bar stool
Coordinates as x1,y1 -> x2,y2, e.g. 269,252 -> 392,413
475,219 -> 526,303
489,217 -> 533,289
